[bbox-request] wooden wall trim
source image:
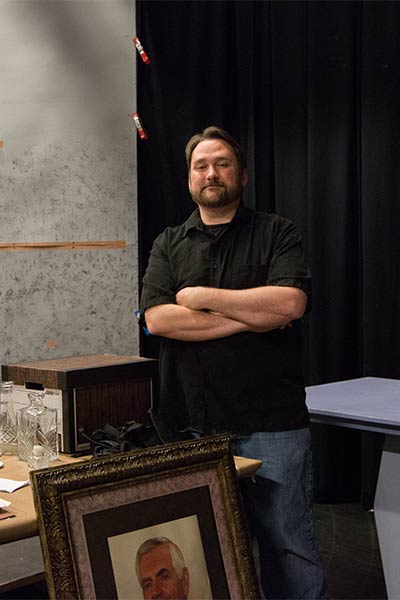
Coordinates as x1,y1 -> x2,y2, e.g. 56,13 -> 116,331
0,241 -> 126,252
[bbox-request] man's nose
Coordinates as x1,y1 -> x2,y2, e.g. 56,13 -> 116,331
206,165 -> 219,179
151,581 -> 163,599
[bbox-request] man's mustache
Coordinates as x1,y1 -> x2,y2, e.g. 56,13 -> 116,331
202,183 -> 224,190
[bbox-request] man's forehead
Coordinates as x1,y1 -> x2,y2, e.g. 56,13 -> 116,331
140,543 -> 172,569
191,139 -> 236,162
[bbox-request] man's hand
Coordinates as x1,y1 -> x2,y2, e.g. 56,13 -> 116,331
176,287 -> 211,311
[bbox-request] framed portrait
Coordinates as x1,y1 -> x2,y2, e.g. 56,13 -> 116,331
30,433 -> 259,599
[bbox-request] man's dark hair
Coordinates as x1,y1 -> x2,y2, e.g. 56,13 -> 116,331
185,126 -> 246,173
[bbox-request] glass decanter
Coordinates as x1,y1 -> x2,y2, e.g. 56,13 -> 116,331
17,390 -> 58,465
0,381 -> 18,454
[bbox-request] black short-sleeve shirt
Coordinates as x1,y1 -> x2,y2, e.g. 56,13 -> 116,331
140,204 -> 312,434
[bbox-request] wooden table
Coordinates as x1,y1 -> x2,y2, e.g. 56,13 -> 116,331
0,453 -> 87,544
0,453 -> 88,593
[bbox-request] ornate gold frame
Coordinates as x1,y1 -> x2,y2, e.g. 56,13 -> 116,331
30,434 -> 259,599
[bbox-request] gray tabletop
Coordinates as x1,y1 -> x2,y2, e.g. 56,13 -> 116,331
306,377 -> 400,435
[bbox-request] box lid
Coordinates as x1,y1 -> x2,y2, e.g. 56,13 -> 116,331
1,354 -> 157,390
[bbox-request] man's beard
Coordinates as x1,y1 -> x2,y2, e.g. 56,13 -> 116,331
191,181 -> 241,208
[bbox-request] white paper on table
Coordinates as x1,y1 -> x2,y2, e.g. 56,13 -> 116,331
0,497 -> 12,508
0,478 -> 29,493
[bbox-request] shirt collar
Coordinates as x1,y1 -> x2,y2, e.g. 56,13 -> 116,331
182,203 -> 253,237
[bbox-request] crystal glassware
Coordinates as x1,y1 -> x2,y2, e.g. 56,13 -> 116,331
17,390 -> 58,465
0,381 -> 18,454
28,444 -> 50,469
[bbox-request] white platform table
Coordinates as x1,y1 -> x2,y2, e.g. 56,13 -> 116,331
306,377 -> 400,599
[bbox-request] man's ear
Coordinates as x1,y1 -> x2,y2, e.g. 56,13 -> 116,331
182,566 -> 189,596
241,168 -> 248,188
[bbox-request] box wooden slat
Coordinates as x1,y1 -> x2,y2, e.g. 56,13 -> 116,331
1,354 -> 156,390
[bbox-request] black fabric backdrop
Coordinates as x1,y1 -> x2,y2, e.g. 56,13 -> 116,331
136,0 -> 400,503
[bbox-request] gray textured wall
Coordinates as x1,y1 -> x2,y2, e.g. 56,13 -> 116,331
0,0 -> 139,368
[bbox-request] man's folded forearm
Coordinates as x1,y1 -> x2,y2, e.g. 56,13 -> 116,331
175,285 -> 307,329
144,304 -> 248,341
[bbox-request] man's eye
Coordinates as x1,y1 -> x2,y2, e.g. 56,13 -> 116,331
217,162 -> 229,168
159,573 -> 171,582
142,582 -> 151,590
195,165 -> 206,170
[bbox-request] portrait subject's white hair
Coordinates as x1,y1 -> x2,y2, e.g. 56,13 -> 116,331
135,536 -> 186,580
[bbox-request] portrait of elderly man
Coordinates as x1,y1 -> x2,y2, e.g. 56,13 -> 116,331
136,536 -> 190,600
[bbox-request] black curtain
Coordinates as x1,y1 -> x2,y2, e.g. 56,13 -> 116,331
136,0 -> 400,502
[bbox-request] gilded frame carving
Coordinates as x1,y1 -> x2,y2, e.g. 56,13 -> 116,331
30,434 -> 259,599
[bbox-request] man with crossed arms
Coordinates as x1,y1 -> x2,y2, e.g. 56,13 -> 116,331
140,126 -> 325,599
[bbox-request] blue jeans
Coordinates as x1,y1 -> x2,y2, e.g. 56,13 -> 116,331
231,428 -> 326,600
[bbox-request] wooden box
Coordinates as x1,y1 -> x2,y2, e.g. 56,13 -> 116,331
1,354 -> 158,453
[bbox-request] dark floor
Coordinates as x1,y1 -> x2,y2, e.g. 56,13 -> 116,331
314,503 -> 387,600
0,503 -> 387,600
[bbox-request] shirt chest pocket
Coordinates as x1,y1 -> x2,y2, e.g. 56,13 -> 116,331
231,264 -> 269,289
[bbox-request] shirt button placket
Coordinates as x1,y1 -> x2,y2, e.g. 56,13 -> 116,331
209,260 -> 218,285
209,240 -> 219,285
